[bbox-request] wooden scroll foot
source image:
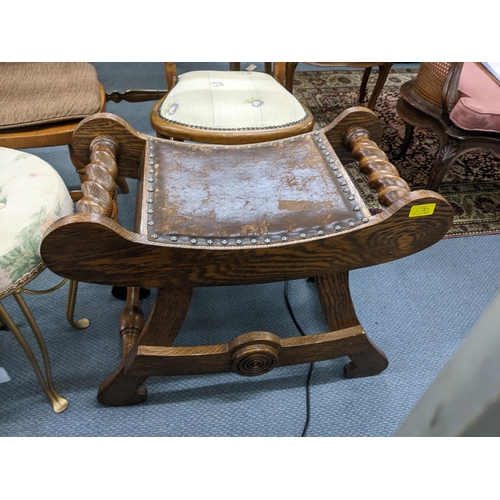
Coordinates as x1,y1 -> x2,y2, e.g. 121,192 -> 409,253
97,369 -> 148,406
97,286 -> 193,406
344,335 -> 389,378
317,272 -> 389,378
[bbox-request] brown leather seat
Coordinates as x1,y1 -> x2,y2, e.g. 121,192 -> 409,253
147,133 -> 368,247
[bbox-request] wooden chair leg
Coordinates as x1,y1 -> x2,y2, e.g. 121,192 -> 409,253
359,67 -> 372,106
344,343 -> 389,378
316,272 -> 388,377
115,176 -> 130,195
119,287 -> 145,359
97,286 -> 193,406
285,62 -> 299,92
366,64 -> 392,110
392,123 -> 415,160
426,138 -> 463,191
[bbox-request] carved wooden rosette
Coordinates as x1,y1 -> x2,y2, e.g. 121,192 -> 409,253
344,127 -> 410,206
76,135 -> 119,219
228,332 -> 280,376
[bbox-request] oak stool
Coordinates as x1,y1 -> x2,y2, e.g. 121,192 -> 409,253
40,108 -> 454,407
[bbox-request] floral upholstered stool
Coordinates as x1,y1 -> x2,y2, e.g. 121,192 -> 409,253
0,147 -> 88,412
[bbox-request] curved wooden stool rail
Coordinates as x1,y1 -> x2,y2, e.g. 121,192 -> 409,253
41,108 -> 454,407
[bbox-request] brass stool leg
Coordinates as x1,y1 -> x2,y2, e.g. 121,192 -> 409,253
66,280 -> 90,329
0,295 -> 68,413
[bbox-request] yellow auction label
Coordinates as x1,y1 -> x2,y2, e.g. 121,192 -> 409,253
409,203 -> 436,217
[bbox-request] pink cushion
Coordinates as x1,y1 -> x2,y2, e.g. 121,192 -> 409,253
449,62 -> 500,133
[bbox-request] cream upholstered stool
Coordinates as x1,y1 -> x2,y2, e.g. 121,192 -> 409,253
0,147 -> 88,413
150,64 -> 314,144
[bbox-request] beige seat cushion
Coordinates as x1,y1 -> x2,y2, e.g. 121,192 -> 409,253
156,70 -> 310,131
0,62 -> 102,130
0,147 -> 73,296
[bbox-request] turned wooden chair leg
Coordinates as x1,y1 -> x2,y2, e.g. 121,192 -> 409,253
97,286 -> 147,406
119,287 -> 145,359
316,272 -> 388,377
97,286 -> 193,406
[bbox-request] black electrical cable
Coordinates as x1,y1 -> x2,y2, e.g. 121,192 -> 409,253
283,280 -> 314,437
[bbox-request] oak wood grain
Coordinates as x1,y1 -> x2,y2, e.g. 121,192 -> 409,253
71,113 -> 148,180
41,190 -> 453,288
126,325 -> 368,376
317,272 -> 388,376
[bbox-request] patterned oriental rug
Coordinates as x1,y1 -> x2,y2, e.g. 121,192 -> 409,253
292,68 -> 500,238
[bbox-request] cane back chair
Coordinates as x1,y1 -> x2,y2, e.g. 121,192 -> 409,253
40,108 -> 453,407
393,62 -> 500,191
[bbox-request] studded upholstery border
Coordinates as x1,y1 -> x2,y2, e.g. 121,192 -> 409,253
141,130 -> 370,247
157,70 -> 310,131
